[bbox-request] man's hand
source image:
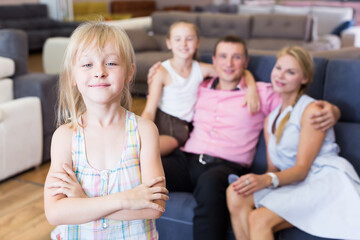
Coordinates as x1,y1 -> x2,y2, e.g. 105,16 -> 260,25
310,100 -> 341,131
147,61 -> 162,84
243,87 -> 261,115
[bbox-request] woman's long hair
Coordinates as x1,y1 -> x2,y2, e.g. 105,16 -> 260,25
274,46 -> 314,144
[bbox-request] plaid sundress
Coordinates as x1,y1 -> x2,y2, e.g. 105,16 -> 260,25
51,110 -> 158,240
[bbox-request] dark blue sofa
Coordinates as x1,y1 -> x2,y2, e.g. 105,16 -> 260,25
156,55 -> 360,240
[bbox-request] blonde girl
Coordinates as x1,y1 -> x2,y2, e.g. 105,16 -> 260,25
226,46 -> 360,240
142,21 -> 260,156
44,22 -> 168,240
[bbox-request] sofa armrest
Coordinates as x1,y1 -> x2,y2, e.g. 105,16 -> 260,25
0,79 -> 13,103
303,34 -> 341,51
0,97 -> 42,181
13,73 -> 58,137
341,26 -> 360,48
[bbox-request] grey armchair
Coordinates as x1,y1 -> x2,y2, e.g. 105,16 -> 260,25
0,29 -> 58,163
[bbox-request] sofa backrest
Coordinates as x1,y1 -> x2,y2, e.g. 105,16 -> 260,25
251,14 -> 314,41
238,4 -> 354,36
198,13 -> 251,39
151,11 -> 198,51
152,11 -> 198,35
277,5 -> 354,36
0,4 -> 48,20
0,29 -> 28,77
323,60 -> 360,173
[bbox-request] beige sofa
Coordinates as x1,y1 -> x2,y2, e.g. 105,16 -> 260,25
42,11 -> 350,95
0,57 -> 42,181
237,4 -> 357,48
129,11 -> 339,95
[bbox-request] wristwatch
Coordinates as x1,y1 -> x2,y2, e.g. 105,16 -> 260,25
267,172 -> 279,188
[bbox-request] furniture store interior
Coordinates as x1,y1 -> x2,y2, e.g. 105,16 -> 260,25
1,0 -> 360,239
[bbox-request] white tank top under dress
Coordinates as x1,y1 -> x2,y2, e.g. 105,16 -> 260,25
51,111 -> 158,240
158,59 -> 203,122
254,95 -> 360,240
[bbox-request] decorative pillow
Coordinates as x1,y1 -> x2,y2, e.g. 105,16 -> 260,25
331,20 -> 355,36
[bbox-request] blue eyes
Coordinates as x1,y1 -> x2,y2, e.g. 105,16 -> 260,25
275,66 -> 295,75
82,62 -> 117,68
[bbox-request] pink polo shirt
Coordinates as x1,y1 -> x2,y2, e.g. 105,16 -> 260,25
182,77 -> 281,168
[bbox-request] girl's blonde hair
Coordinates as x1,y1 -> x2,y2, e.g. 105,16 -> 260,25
274,46 -> 314,144
166,21 -> 200,60
57,21 -> 136,128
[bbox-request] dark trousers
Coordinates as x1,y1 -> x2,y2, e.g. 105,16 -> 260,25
162,149 -> 248,240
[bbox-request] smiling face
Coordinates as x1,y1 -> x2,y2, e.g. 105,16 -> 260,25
212,41 -> 248,87
166,22 -> 200,60
271,54 -> 308,96
72,40 -> 129,106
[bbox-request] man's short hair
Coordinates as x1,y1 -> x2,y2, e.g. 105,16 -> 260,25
213,35 -> 248,59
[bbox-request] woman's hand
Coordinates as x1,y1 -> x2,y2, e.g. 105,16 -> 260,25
232,173 -> 270,196
243,86 -> 261,115
310,100 -> 341,131
121,176 -> 169,212
46,163 -> 87,198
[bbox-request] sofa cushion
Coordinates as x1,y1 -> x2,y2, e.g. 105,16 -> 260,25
199,37 -> 218,57
334,122 -> 360,174
323,59 -> 360,123
247,38 -> 306,51
151,11 -> 198,35
153,35 -> 169,51
126,29 -> 158,52
0,5 -> 28,20
134,51 -> 172,91
1,20 -> 31,30
251,14 -> 312,41
198,13 -> 251,39
273,5 -> 311,15
23,4 -> 48,18
27,18 -> 58,29
238,5 -> 273,14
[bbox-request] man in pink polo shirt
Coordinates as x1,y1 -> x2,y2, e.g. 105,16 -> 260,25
161,35 -> 339,240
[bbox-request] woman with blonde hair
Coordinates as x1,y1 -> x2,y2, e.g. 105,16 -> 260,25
226,46 -> 360,240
